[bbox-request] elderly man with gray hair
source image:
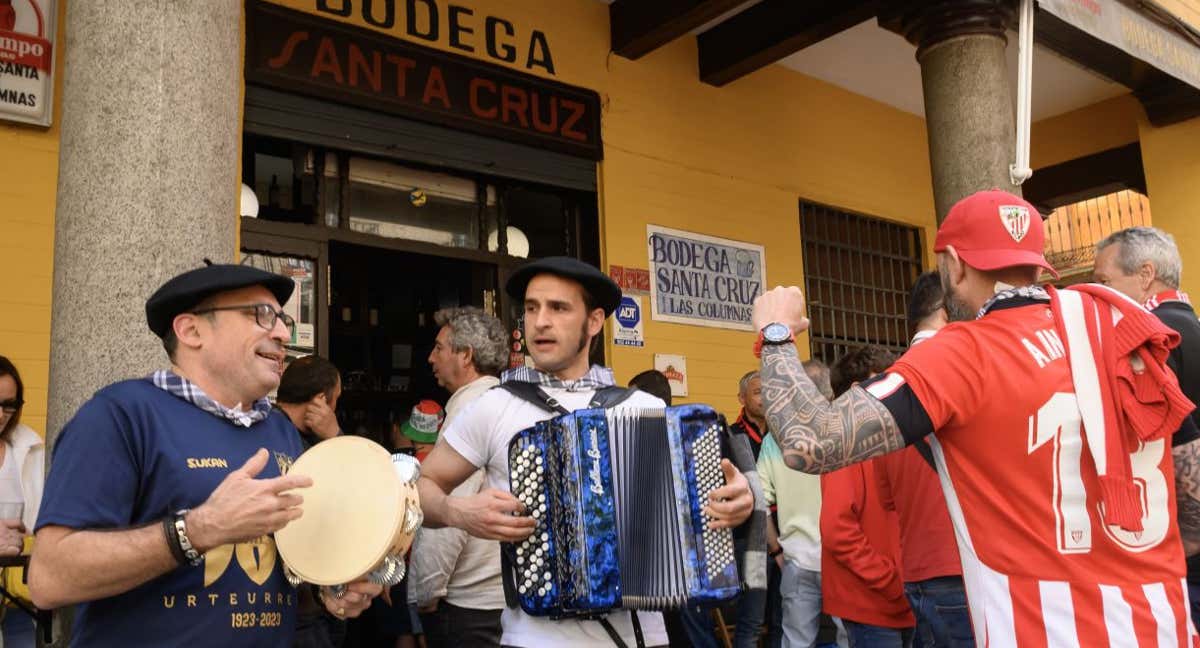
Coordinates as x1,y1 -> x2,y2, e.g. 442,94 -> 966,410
1094,225 -> 1200,627
415,306 -> 509,647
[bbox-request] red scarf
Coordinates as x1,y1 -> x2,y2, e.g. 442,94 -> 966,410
1144,289 -> 1190,311
735,409 -> 763,445
1049,284 -> 1193,531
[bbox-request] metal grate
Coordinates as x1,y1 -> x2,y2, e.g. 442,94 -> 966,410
799,201 -> 924,365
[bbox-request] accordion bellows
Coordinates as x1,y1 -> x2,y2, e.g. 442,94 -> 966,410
504,405 -> 741,618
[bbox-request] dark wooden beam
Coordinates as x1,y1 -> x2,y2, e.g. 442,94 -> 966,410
1034,7 -> 1200,127
610,0 -> 750,60
1022,143 -> 1146,213
698,0 -> 879,87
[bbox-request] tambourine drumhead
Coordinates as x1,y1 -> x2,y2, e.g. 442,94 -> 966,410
275,436 -> 415,586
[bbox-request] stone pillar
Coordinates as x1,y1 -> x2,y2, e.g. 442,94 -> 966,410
47,1 -> 243,441
882,0 -> 1018,222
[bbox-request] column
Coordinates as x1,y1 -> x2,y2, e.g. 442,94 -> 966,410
47,1 -> 243,440
883,0 -> 1019,221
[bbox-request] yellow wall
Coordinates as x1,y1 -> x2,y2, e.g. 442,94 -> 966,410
268,0 -> 938,415
0,2 -> 67,437
1138,112 -> 1200,297
1030,94 -> 1142,169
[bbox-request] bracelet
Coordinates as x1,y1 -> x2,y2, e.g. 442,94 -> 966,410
768,547 -> 783,558
162,516 -> 188,566
171,509 -> 204,566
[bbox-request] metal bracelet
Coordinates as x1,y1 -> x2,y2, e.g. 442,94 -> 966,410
172,509 -> 204,566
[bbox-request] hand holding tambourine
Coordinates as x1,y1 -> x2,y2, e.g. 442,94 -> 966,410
274,436 -> 423,615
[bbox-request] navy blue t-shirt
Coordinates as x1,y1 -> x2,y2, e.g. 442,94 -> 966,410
37,379 -> 305,647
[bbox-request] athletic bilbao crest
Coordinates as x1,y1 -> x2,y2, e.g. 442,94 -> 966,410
999,205 -> 1031,243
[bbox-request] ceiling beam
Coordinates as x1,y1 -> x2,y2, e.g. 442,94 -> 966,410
610,0 -> 750,60
1034,7 -> 1200,127
698,0 -> 879,87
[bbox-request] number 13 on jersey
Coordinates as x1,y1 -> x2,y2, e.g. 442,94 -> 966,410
1028,392 -> 1170,554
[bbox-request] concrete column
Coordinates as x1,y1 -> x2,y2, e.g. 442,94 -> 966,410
883,1 -> 1018,222
47,1 -> 243,441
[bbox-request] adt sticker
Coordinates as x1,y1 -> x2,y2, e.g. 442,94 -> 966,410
614,296 -> 644,347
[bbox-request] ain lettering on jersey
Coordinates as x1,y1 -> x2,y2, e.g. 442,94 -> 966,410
1021,327 -> 1065,368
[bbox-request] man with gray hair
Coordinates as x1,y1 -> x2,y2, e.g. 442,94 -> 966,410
415,306 -> 509,647
1095,226 -> 1200,627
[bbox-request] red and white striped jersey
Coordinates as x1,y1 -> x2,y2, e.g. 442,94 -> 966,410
868,301 -> 1199,647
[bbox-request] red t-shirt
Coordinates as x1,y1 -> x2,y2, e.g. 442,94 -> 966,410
867,302 -> 1197,646
874,445 -> 961,582
820,460 -> 915,629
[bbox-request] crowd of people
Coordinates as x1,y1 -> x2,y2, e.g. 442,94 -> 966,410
2,188 -> 1199,648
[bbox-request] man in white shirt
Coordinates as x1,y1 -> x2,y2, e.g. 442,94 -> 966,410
416,257 -> 756,648
414,307 -> 509,647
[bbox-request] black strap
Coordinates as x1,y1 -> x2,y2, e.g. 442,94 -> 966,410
597,618 -> 628,648
595,613 -> 645,648
494,382 -> 637,415
630,610 -> 646,648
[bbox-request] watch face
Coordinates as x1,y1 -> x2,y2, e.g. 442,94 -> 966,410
763,323 -> 790,343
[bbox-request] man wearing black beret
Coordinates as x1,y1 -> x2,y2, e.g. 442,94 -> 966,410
416,256 -> 756,647
29,262 -> 380,646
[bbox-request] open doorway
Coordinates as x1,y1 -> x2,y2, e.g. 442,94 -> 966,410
328,241 -> 497,450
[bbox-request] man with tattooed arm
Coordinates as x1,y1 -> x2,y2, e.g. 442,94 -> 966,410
752,190 -> 1200,647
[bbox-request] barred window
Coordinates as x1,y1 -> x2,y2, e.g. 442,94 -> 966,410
799,200 -> 924,364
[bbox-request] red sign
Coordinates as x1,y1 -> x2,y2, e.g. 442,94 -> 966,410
609,264 -> 650,295
246,1 -> 602,160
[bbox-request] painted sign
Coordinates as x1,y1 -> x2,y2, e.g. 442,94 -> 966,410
1039,0 -> 1200,92
647,225 -> 765,331
246,1 -> 602,159
609,264 -> 651,296
613,296 -> 644,347
0,0 -> 56,126
654,354 -> 688,398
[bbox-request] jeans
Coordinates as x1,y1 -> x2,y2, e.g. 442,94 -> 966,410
2,607 -> 35,648
1189,579 -> 1200,634
779,561 -> 823,648
904,576 -> 974,647
420,601 -> 502,648
680,589 -> 765,648
841,619 -> 913,648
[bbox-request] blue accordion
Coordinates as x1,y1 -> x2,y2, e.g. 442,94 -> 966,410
503,404 -> 742,618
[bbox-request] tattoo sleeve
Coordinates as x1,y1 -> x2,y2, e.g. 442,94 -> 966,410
760,344 -> 905,474
1173,438 -> 1200,556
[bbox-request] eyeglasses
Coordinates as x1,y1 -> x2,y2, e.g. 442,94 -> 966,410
191,304 -> 296,337
0,400 -> 22,414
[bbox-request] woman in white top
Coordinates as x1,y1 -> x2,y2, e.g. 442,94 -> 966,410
0,356 -> 46,648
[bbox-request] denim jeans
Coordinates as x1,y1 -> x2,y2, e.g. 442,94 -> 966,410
841,619 -> 913,648
904,576 -> 974,647
779,560 -> 823,648
2,607 -> 35,648
680,587 -> 766,648
1189,579 -> 1200,633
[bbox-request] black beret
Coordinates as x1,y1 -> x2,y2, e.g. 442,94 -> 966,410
145,261 -> 295,339
505,256 -> 622,316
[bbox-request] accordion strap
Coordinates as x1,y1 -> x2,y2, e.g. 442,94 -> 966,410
596,611 -> 645,648
494,382 -> 636,415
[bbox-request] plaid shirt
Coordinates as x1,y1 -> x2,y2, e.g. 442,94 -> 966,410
151,370 -> 272,428
500,364 -> 615,391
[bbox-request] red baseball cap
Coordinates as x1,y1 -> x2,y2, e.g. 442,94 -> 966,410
934,189 -> 1059,279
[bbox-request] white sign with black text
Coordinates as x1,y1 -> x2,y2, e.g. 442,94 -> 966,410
647,225 -> 765,331
0,0 -> 56,126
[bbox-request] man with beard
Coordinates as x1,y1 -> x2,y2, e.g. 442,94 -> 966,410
29,263 -> 380,646
416,256 -> 756,648
752,190 -> 1200,646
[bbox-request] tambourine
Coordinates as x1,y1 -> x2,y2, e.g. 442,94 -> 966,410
275,436 -> 422,587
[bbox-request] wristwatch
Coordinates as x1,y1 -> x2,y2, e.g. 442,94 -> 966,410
754,322 -> 794,358
761,323 -> 793,345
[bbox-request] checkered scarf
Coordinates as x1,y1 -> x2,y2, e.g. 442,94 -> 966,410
500,364 -> 615,391
977,285 -> 1050,319
150,370 -> 272,428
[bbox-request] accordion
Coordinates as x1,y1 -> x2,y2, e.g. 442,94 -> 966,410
503,404 -> 742,618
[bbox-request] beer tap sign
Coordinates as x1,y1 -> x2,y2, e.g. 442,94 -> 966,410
0,0 -> 56,126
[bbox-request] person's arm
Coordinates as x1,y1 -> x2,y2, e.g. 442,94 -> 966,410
1173,434 -> 1200,556
761,344 -> 905,474
819,465 -> 904,600
875,453 -> 898,512
417,438 -> 536,542
31,449 -> 311,609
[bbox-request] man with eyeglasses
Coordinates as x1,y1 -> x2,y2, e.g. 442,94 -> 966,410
29,262 -> 381,647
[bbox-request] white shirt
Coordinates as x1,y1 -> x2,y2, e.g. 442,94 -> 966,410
442,385 -> 669,648
412,375 -> 504,609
